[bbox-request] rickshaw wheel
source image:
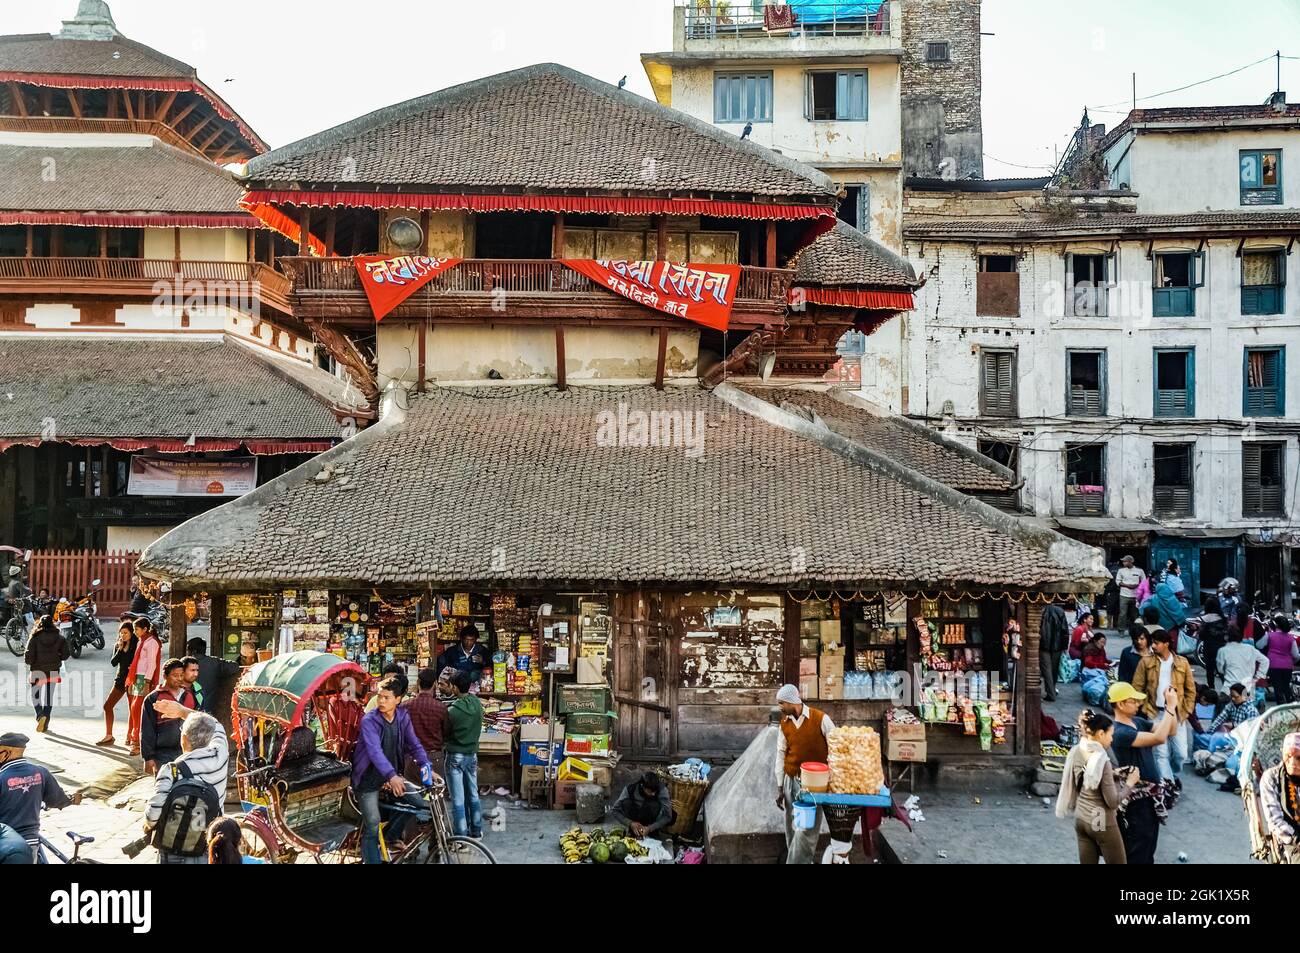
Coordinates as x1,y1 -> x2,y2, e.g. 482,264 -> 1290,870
237,813 -> 283,864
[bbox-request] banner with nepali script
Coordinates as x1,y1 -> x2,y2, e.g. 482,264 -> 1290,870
353,255 -> 462,321
562,260 -> 741,331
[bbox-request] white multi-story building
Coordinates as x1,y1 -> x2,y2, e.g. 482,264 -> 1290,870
903,99 -> 1300,608
643,0 -> 984,407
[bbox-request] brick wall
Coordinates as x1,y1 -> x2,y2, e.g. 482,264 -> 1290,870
900,0 -> 984,178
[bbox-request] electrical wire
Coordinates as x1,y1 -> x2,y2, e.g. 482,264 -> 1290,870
1087,54 -> 1277,111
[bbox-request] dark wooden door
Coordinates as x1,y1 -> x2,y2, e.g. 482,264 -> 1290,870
613,591 -> 674,758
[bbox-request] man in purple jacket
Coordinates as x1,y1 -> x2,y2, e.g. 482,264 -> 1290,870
353,674 -> 433,864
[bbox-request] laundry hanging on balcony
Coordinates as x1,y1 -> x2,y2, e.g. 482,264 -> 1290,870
561,260 -> 741,331
354,254 -> 462,321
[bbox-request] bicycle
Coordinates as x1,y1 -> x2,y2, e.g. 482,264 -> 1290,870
38,830 -> 102,864
385,775 -> 496,865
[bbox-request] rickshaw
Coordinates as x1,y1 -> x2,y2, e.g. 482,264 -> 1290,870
1239,702 -> 1300,864
232,650 -> 495,864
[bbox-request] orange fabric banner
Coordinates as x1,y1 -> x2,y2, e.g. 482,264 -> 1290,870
353,255 -> 462,321
562,259 -> 741,331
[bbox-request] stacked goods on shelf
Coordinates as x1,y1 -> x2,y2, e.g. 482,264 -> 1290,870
279,589 -> 332,654
827,725 -> 885,795
558,683 -> 617,794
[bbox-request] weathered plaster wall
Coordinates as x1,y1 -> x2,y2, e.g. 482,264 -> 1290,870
670,60 -> 902,168
377,323 -> 700,386
1118,128 -> 1300,213
906,237 -> 1300,527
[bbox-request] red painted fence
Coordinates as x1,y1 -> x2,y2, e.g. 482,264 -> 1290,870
27,549 -> 139,617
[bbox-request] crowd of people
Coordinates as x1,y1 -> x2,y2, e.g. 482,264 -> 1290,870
1050,556 -> 1300,865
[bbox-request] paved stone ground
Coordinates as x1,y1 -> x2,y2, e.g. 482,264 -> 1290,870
0,634 -> 586,864
879,632 -> 1257,864
9,626 -> 1250,864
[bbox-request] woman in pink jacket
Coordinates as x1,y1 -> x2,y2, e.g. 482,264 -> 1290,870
124,618 -> 163,756
1257,617 -> 1298,704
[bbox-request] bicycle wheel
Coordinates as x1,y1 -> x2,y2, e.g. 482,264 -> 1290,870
430,836 -> 497,865
237,813 -> 281,864
5,619 -> 23,657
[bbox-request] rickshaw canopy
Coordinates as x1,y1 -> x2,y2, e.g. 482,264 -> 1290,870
234,651 -> 369,726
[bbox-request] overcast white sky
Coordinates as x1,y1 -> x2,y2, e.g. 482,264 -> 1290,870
13,1 -> 1300,176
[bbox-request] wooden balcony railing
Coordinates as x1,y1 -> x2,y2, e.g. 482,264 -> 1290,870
0,257 -> 291,313
280,257 -> 794,322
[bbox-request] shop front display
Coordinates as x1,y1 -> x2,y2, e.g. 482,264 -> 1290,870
224,593 -> 277,664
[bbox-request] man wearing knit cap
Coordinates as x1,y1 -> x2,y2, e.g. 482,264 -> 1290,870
774,683 -> 835,864
1260,731 -> 1300,863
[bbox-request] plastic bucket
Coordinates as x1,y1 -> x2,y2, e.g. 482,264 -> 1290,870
792,800 -> 818,830
800,761 -> 830,793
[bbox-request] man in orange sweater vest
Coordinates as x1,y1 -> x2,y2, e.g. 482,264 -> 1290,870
774,683 -> 835,864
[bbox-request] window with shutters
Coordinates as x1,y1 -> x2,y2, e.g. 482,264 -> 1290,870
807,70 -> 868,121
979,349 -> 1016,417
1153,443 -> 1194,518
1065,444 -> 1106,516
1153,348 -> 1195,418
1242,442 -> 1285,517
1152,251 -> 1201,318
1066,349 -> 1106,416
1240,149 -> 1282,205
713,72 -> 774,124
1241,249 -> 1285,315
977,254 -> 1020,316
1243,347 -> 1284,417
1066,253 -> 1110,316
838,183 -> 870,231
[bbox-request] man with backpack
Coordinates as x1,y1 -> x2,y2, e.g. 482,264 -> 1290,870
1039,601 -> 1071,702
142,711 -> 226,864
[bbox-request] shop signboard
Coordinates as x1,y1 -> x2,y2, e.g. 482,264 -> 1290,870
127,457 -> 257,496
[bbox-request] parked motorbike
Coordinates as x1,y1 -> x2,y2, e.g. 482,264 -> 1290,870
56,579 -> 106,659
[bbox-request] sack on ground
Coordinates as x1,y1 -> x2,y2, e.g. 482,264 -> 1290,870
1058,656 -> 1082,685
153,762 -> 222,857
1081,669 -> 1108,706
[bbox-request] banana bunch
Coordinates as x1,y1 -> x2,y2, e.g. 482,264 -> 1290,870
558,826 -> 591,863
622,837 -> 649,858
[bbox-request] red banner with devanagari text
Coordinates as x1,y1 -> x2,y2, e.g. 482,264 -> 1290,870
353,254 -> 462,321
562,259 -> 741,331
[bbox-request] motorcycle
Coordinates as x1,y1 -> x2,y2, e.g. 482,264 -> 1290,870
56,579 -> 106,659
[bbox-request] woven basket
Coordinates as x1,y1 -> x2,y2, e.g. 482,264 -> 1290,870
823,803 -> 862,842
659,772 -> 710,836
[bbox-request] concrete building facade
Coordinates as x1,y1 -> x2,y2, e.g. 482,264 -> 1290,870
903,102 -> 1300,608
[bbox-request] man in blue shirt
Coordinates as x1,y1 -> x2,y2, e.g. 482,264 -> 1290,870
436,624 -> 490,682
0,732 -> 81,862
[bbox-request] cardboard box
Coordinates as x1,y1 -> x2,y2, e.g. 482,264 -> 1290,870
799,657 -> 819,676
520,764 -> 547,791
819,655 -> 845,676
520,740 -> 564,766
820,675 -> 844,700
479,730 -> 514,755
519,720 -> 557,742
799,675 -> 819,700
886,719 -> 926,743
566,711 -> 615,735
557,757 -> 593,781
563,732 -> 612,757
575,656 -> 605,685
555,780 -> 579,807
819,619 -> 841,640
887,739 -> 928,763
